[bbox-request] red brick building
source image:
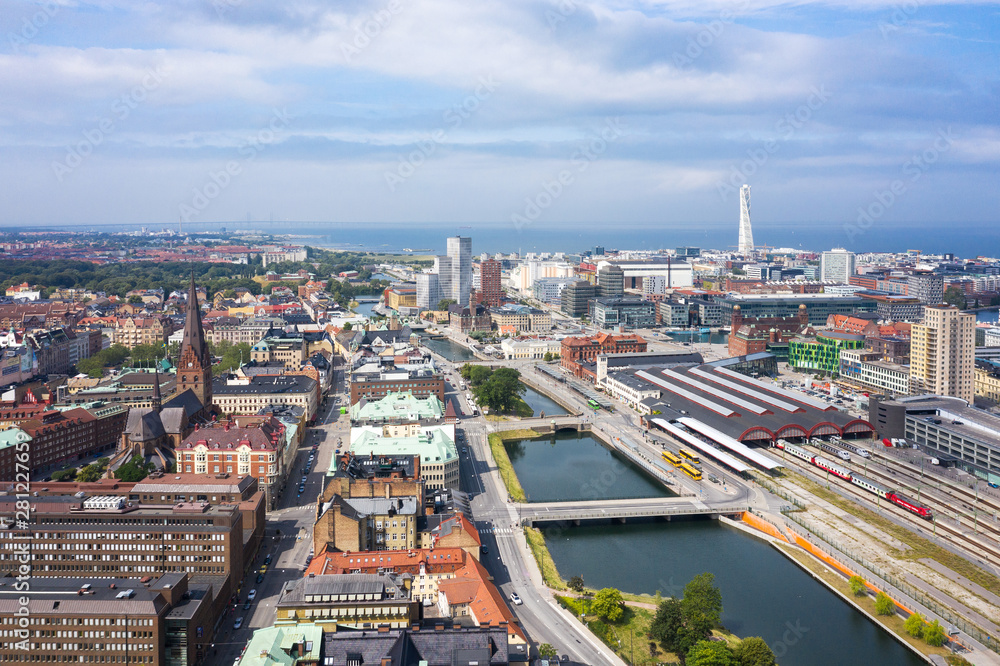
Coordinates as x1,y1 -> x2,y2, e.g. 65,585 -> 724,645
0,405 -> 125,478
176,417 -> 288,509
560,332 -> 647,379
480,258 -> 503,307
728,304 -> 810,357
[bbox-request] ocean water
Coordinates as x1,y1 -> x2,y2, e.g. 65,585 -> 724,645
36,220 -> 1000,258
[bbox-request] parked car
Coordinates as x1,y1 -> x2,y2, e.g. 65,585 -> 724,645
248,589 -> 257,600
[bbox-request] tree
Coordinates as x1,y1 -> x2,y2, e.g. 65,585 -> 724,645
52,468 -> 77,481
591,587 -> 624,622
682,572 -> 723,628
649,597 -> 684,651
874,591 -> 896,616
686,640 -> 734,666
943,286 -> 967,310
732,637 -> 775,666
537,644 -> 558,658
923,619 -> 946,647
76,464 -> 103,483
342,322 -> 353,331
849,575 -> 867,596
115,455 -> 150,483
568,575 -> 585,593
130,343 -> 166,362
437,298 -> 457,311
467,364 -> 492,387
128,295 -> 143,304
904,612 -> 925,638
543,351 -> 553,362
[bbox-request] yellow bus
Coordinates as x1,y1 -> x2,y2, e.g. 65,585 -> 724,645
678,448 -> 701,464
661,450 -> 682,466
678,462 -> 702,480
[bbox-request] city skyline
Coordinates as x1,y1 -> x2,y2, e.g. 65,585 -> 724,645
1,1 -> 997,231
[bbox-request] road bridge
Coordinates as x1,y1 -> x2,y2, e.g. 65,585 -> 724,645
516,497 -> 748,526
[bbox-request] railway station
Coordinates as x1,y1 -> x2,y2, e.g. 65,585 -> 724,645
631,360 -> 876,446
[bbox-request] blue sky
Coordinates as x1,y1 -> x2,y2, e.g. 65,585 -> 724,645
1,0 -> 998,232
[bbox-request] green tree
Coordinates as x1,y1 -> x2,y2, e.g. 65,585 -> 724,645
943,286 -> 967,309
437,298 -> 457,311
682,572 -> 723,628
732,637 -> 775,666
923,619 -> 946,647
537,644 -> 558,658
343,322 -> 353,331
874,592 -> 896,616
115,455 -> 150,483
904,612 -> 925,638
467,365 -> 492,387
591,588 -> 624,623
849,575 -> 867,596
650,597 -> 684,651
76,464 -> 103,483
130,343 -> 166,362
567,575 -> 585,593
686,640 -> 735,666
543,351 -> 553,362
128,295 -> 143,304
52,468 -> 77,481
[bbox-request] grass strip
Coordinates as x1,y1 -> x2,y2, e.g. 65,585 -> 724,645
487,430 -> 537,503
524,526 -> 566,590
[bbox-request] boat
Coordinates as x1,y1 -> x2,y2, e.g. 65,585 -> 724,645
699,327 -> 711,334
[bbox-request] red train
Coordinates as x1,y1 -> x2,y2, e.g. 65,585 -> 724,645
773,440 -> 933,519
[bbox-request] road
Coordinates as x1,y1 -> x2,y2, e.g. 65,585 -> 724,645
216,366 -> 350,665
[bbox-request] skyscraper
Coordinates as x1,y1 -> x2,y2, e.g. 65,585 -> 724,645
820,248 -> 857,283
480,258 -> 502,307
910,304 -> 975,402
446,236 -> 472,307
597,264 -> 624,299
738,184 -> 754,255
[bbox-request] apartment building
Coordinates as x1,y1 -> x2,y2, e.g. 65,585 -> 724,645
910,304 -> 975,403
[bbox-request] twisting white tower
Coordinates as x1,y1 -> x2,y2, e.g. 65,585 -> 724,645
738,184 -> 754,255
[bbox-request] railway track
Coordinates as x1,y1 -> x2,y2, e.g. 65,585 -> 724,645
774,448 -> 1000,571
869,446 -> 1000,516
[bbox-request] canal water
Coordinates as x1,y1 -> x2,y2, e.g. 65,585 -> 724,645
545,520 -> 925,666
976,309 -> 999,323
352,301 -> 380,318
504,431 -> 674,503
420,336 -> 479,362
519,383 -> 569,417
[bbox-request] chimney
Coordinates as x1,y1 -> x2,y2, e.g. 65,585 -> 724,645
377,625 -> 390,633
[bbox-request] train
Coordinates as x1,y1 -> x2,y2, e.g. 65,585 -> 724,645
773,440 -> 933,519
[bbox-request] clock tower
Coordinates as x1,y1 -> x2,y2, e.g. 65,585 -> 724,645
177,273 -> 213,410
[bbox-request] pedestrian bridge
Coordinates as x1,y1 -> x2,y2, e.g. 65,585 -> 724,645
515,497 -> 748,526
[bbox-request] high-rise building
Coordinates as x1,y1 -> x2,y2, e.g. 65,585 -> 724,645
910,304 -> 975,403
738,184 -> 754,255
177,273 -> 213,410
415,273 -> 441,310
447,236 -> 472,306
560,281 -> 596,317
597,264 -> 625,299
908,273 -> 945,304
480,258 -> 502,307
820,248 -> 857,283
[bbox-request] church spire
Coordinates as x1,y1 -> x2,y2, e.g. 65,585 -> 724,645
181,271 -> 210,367
177,271 -> 213,411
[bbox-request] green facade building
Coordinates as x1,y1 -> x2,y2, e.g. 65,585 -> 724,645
788,331 -> 865,376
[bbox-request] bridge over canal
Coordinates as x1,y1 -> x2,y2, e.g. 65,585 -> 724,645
515,497 -> 748,526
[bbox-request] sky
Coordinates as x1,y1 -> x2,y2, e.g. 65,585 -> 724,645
1,0 -> 998,235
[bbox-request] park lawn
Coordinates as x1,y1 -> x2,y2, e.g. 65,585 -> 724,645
487,430 -> 538,503
555,596 -> 680,664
